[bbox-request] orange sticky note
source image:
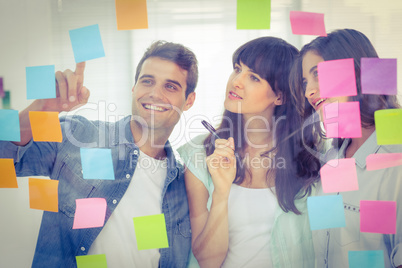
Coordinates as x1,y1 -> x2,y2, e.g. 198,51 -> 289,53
115,0 -> 148,30
29,111 -> 62,142
0,158 -> 18,188
29,178 -> 59,212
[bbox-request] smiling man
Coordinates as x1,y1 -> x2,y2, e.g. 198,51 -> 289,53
0,41 -> 197,267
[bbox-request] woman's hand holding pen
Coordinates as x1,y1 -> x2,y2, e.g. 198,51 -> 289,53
206,137 -> 237,198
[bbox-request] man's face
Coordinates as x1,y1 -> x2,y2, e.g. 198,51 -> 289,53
131,57 -> 195,133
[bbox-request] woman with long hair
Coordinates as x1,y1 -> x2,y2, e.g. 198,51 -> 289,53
178,36 -> 317,268
290,29 -> 402,268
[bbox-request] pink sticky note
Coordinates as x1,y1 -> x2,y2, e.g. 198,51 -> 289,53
290,11 -> 326,36
317,58 -> 357,98
361,58 -> 397,95
73,198 -> 107,229
320,158 -> 358,193
366,153 -> 402,171
323,102 -> 362,138
360,200 -> 396,234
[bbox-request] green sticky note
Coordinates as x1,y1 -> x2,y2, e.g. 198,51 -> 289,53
375,109 -> 402,145
237,0 -> 271,29
76,254 -> 107,268
133,214 -> 169,250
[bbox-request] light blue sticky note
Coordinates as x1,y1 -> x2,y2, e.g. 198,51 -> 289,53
26,65 -> 56,100
69,24 -> 105,63
0,109 -> 21,142
348,250 -> 385,268
80,148 -> 115,180
307,195 -> 346,230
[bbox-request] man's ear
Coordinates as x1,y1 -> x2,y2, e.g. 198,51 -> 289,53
183,92 -> 196,111
274,92 -> 283,106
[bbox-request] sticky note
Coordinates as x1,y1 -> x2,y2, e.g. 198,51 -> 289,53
361,58 -> 397,95
69,24 -> 105,63
237,0 -> 271,29
348,250 -> 385,268
76,254 -> 108,268
360,200 -> 396,234
0,109 -> 21,142
290,11 -> 326,36
307,195 -> 346,230
80,148 -> 115,180
323,102 -> 362,138
0,77 -> 4,98
29,111 -> 62,142
0,158 -> 18,188
133,214 -> 169,250
115,0 -> 148,30
26,65 -> 56,99
320,158 -> 358,193
73,198 -> 107,229
29,178 -> 58,212
2,91 -> 10,109
317,58 -> 357,98
366,153 -> 402,171
375,109 -> 402,145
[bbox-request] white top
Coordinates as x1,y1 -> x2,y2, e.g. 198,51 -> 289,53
88,150 -> 167,268
313,131 -> 402,268
222,184 -> 277,268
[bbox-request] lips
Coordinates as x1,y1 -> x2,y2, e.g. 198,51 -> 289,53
142,103 -> 170,112
312,98 -> 327,109
228,91 -> 243,100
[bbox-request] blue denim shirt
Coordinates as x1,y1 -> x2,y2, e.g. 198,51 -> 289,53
0,115 -> 191,268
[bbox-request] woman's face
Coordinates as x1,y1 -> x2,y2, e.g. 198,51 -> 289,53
302,51 -> 350,120
224,61 -> 282,119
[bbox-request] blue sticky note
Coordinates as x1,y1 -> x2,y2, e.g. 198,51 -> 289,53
80,148 -> 115,180
69,24 -> 105,63
348,250 -> 385,268
0,109 -> 21,142
26,65 -> 56,100
307,195 -> 346,230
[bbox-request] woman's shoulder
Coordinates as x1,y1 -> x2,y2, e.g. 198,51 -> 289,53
177,133 -> 209,159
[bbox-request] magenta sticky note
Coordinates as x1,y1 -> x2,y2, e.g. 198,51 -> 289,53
320,158 -> 358,193
323,102 -> 362,138
366,153 -> 402,171
361,58 -> 397,95
317,58 -> 357,98
360,200 -> 396,234
290,11 -> 326,36
0,77 -> 4,98
73,198 -> 107,229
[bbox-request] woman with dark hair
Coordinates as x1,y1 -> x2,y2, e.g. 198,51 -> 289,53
178,37 -> 316,267
290,29 -> 402,268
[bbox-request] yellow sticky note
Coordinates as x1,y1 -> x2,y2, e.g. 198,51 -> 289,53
29,111 -> 62,142
237,0 -> 271,29
375,109 -> 402,145
133,214 -> 169,250
0,158 -> 18,188
29,178 -> 59,212
76,254 -> 108,268
115,0 -> 148,30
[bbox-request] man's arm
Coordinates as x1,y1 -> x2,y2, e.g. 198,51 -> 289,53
14,62 -> 89,146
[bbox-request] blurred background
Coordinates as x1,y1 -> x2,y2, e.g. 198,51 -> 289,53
0,0 -> 401,266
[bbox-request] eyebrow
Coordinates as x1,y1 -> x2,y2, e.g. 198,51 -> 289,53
235,62 -> 259,76
309,65 -> 318,74
139,74 -> 183,89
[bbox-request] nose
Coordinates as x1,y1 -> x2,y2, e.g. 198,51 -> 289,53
149,84 -> 163,98
304,79 -> 318,99
232,72 -> 245,89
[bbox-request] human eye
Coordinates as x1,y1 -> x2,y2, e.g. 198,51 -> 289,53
313,70 -> 318,78
165,83 -> 178,91
250,74 -> 260,82
141,79 -> 153,86
302,79 -> 307,91
234,65 -> 241,73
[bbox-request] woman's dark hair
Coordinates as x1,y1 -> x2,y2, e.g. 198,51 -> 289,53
204,36 -> 316,214
290,29 -> 400,169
